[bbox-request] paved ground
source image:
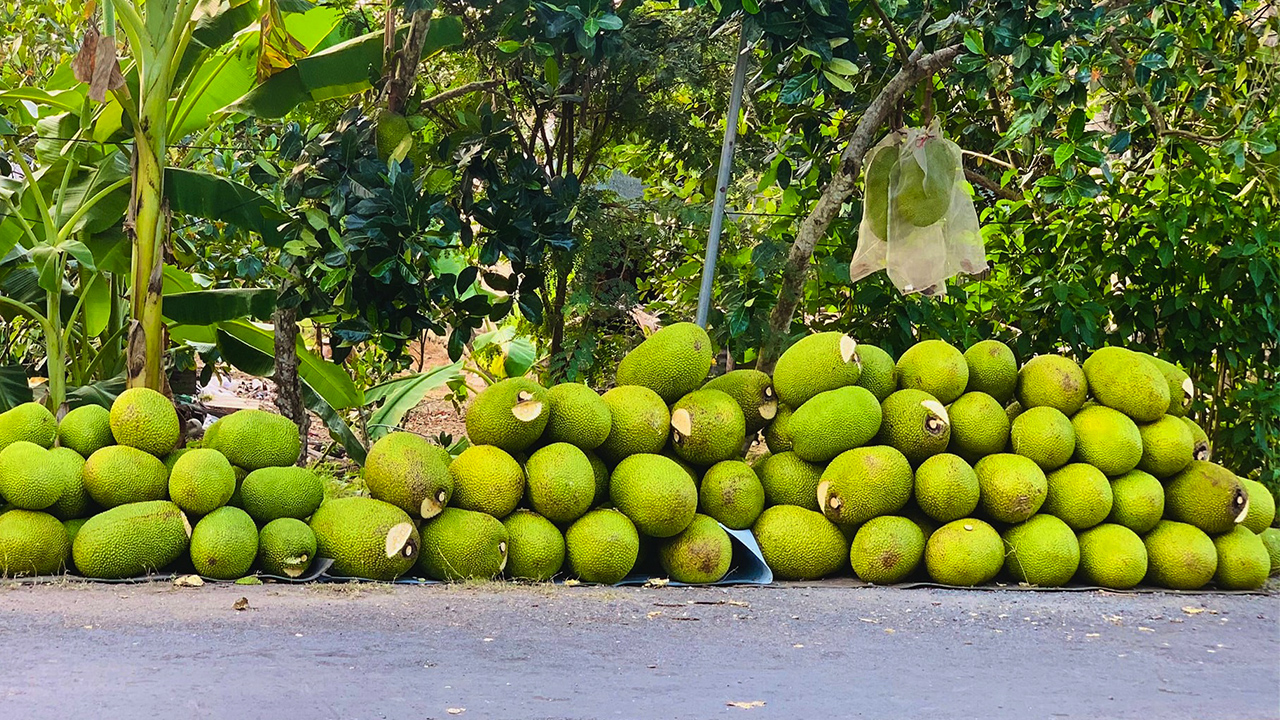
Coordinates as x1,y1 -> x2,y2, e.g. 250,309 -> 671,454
0,582 -> 1275,720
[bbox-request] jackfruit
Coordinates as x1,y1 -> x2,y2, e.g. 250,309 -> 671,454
963,340 -> 1018,404
817,446 -> 913,526
924,518 -> 1004,586
162,448 -> 191,474
1106,469 -> 1165,534
1076,523 -> 1147,589
895,339 -> 969,405
168,448 -> 236,516
894,135 -> 958,226
0,441 -> 63,510
1212,525 -> 1269,590
63,518 -> 88,550
854,344 -> 898,401
698,460 -> 765,530
83,445 -> 169,508
913,453 -> 980,523
45,447 -> 92,520
1259,528 -> 1280,575
257,518 -> 316,578
189,506 -> 258,580
946,391 -> 1010,461
1143,520 -> 1217,590
850,515 -> 925,584
703,370 -> 778,434
1240,478 -> 1276,534
615,322 -> 714,402
227,465 -> 248,508
417,507 -> 509,581
526,442 -> 595,524
772,332 -> 863,407
449,445 -> 524,519
1180,416 -> 1211,461
56,404 -> 113,456
502,510 -> 564,581
875,389 -> 949,464
790,386 -> 882,462
1141,353 -> 1194,417
541,383 -> 612,450
763,403 -> 795,453
364,432 -> 454,520
1071,405 -> 1143,476
0,402 -> 57,450
596,385 -> 670,462
1164,461 -> 1248,534
1122,418 -> 1179,482
1042,463 -> 1113,530
585,451 -> 610,506
1005,400 -> 1024,423
610,454 -> 697,538
72,500 -> 191,579
659,514 -> 732,584
309,497 -> 419,580
109,388 -> 180,456
1016,355 -> 1088,416
238,466 -> 325,524
1082,347 -> 1170,423
751,505 -> 848,580
206,409 -> 301,470
465,378 -> 550,453
974,453 -> 1047,524
565,508 -> 639,583
864,143 -> 895,238
0,509 -> 69,576
757,452 -> 823,510
670,389 -> 746,466
1009,406 -> 1075,471
1000,514 -> 1080,587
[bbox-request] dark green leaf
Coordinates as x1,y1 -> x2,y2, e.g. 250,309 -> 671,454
163,289 -> 278,324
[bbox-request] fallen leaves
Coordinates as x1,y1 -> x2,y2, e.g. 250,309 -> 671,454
232,597 -> 251,612
446,708 -> 465,715
173,575 -> 204,588
727,701 -> 766,709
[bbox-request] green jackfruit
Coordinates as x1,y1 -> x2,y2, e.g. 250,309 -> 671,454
659,514 -> 732,584
751,505 -> 848,580
1106,469 -> 1165,534
864,143 -> 895,238
790,386 -> 882,463
0,510 -> 69,576
850,515 -> 925,584
542,383 -> 612,450
364,432 -> 454,519
526,442 -> 595,524
893,135 -> 958,226
1240,478 -> 1276,534
1212,526 -> 1269,590
1164,461 -> 1248,534
913,453 -> 980,523
772,332 -> 863,407
45,448 -> 91,521
1141,353 -> 1194,417
83,445 -> 169,508
1136,415 -> 1194,478
56,404 -> 113,456
963,340 -> 1018,404
974,453 -> 1047,524
817,446 -> 912,526
190,506 -> 258,580
763,403 -> 795,454
757,452 -> 822,510
240,466 -> 325,524
585,451 -> 610,506
257,518 -> 317,578
0,402 -> 57,450
702,370 -> 778,434
1082,347 -> 1170,423
502,510 -> 565,581
465,378 -> 550,453
924,518 -> 1004,586
449,445 -> 524,519
1180,416 -> 1211,461
72,501 -> 191,579
854,344 -> 897,401
596,385 -> 670,462
1259,528 -> 1280,575
1071,405 -> 1143,476
207,409 -> 302,470
896,340 -> 968,405
565,508 -> 639,583
698,460 -> 765,530
309,497 -> 419,580
670,389 -> 746,466
1143,520 -> 1217,590
1042,463 -> 1113,531
1009,406 -> 1075,471
0,441 -> 63,510
875,389 -> 949,464
417,508 -> 509,581
168,448 -> 236,516
946,391 -> 1010,461
615,322 -> 714,402
610,454 -> 697,538
1001,514 -> 1079,587
109,388 -> 180,456
1016,355 -> 1088,416
1076,523 -> 1147,589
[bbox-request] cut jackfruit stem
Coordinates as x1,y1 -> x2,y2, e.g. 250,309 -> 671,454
181,512 -> 193,538
671,408 -> 694,437
511,400 -> 545,423
420,495 -> 444,519
283,556 -> 309,578
759,401 -> 778,421
839,335 -> 860,365
498,542 -> 509,572
816,480 -> 831,510
385,522 -> 415,559
1193,442 -> 1210,461
1234,492 -> 1250,524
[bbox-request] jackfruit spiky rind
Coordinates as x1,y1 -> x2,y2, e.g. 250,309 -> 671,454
56,404 -> 114,456
1076,523 -> 1148,589
416,507 -> 509,581
565,508 -> 640,584
697,460 -> 765,530
1136,415 -> 1195,478
109,388 -> 180,456
790,386 -> 883,463
208,409 -> 302,470
924,518 -> 1004,586
168,448 -> 237,516
763,403 -> 796,454
818,446 -> 913,526
240,466 -> 325,524
45,447 -> 92,521
0,509 -> 69,576
525,443 -> 596,524
0,441 -> 63,510
1239,478 -> 1276,534
854,344 -> 898,401
757,451 -> 823,511
1141,353 -> 1194,417
1071,405 -> 1143,476
751,505 -> 848,581
946,391 -> 1011,461
615,322 -> 714,403
1082,347 -> 1171,423
73,501 -> 190,579
309,497 -> 420,581
670,389 -> 747,466
875,389 -> 950,464
449,445 -> 525,519
189,506 -> 259,580
465,378 -> 551,453
1000,514 -> 1080,587
913,453 -> 980,523
1009,406 -> 1076,471
896,340 -> 969,405
542,383 -> 612,450
850,515 -> 925,585
364,432 -> 454,519
1042,463 -> 1114,531
0,402 -> 57,450
1016,355 -> 1088,416
502,510 -> 565,581
596,386 -> 670,462
257,518 -> 317,578
1142,520 -> 1217,590
974,453 -> 1048,524
772,332 -> 864,408
1258,528 -> 1280,576
1211,525 -> 1269,590
963,340 -> 1018,404
702,370 -> 777,434
658,514 -> 733,584
1106,469 -> 1165,534
83,445 -> 169,509
610,454 -> 698,538
1164,461 -> 1248,535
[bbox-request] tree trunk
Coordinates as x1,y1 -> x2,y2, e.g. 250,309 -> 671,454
384,9 -> 434,115
757,44 -> 965,373
273,305 -> 309,465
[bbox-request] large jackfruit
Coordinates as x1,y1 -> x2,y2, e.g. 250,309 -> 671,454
309,497 -> 420,580
502,510 -> 564,581
0,510 -> 69,576
45,448 -> 92,521
817,446 -> 912,526
1009,406 -> 1075,471
896,340 -> 969,405
974,454 -> 1047,524
525,443 -> 595,524
1164,461 -> 1249,534
109,388 -> 180,456
240,466 -> 325,523
924,518 -> 1003,586
257,518 -> 317,578
963,340 -> 1018,404
449,445 -> 525,518
913,453 -> 980,523
542,383 -> 612,450
659,514 -> 732,584
850,515 -> 925,584
207,409 -> 302,470
1071,405 -> 1142,476
698,460 -> 765,530
702,370 -> 778,434
1143,520 -> 1216,590
465,378 -> 550,453
615,322 -> 714,402
1106,469 -> 1165,534
0,441 -> 64,510
772,332 -> 863,407
875,389 -> 949,464
83,445 -> 169,508
364,432 -> 454,519
1140,353 -> 1194,417
596,385 -> 670,462
670,389 -> 746,466
190,506 -> 259,580
790,386 -> 882,463
610,454 -> 697,538
73,501 -> 191,579
763,403 -> 795,454
1239,478 -> 1276,534
168,448 -> 237,516
756,451 -> 823,511
0,402 -> 57,450
751,505 -> 848,580
56,404 -> 114,456
1212,526 -> 1269,590
1000,514 -> 1079,587
1076,523 -> 1148,589
1016,355 -> 1088,416
1082,347 -> 1170,423
946,391 -> 1010,461
1042,463 -> 1113,531
565,508 -> 639,584
1136,415 -> 1194,478
854,344 -> 898,401
417,508 -> 509,581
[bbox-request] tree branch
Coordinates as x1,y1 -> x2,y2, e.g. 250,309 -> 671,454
1110,37 -> 1234,145
965,168 -> 1019,201
384,9 -> 433,115
870,1 -> 911,62
421,80 -> 499,108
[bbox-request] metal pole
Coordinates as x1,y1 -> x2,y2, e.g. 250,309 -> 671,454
695,27 -> 750,329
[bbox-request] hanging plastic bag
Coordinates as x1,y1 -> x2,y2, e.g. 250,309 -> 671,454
849,120 -> 986,297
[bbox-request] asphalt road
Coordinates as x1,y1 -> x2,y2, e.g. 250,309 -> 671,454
0,582 -> 1275,720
